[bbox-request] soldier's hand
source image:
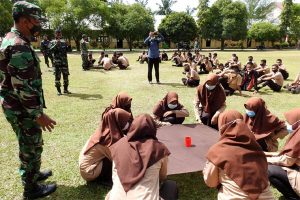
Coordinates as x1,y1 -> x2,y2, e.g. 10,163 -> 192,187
36,113 -> 57,132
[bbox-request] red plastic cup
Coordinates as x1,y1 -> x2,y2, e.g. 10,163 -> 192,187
185,136 -> 192,147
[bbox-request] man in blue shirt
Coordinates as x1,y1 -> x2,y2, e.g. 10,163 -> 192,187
144,31 -> 164,84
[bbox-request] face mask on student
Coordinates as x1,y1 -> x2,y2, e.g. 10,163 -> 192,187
245,109 -> 255,118
168,103 -> 177,109
286,122 -> 293,133
205,84 -> 216,91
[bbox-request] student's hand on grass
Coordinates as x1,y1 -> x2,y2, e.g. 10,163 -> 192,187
163,111 -> 174,117
36,113 -> 57,132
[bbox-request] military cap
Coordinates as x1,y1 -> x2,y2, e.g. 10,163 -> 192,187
12,1 -> 47,22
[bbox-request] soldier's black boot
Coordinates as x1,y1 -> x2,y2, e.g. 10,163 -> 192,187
23,183 -> 57,200
56,87 -> 62,96
37,170 -> 52,181
63,86 -> 71,94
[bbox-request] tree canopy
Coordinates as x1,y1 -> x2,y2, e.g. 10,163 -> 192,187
248,22 -> 280,44
156,0 -> 177,15
158,12 -> 198,44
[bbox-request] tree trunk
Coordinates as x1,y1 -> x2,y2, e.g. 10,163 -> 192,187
75,38 -> 80,51
221,38 -> 225,50
129,40 -> 132,51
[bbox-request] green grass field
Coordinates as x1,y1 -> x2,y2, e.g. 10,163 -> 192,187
0,50 -> 299,200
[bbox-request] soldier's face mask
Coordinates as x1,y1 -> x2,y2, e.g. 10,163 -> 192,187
26,18 -> 42,37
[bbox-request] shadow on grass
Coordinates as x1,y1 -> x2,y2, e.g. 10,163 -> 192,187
168,172 -> 218,200
47,183 -> 110,200
66,93 -> 103,100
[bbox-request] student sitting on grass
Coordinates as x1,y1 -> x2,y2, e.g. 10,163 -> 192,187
182,63 -> 200,87
152,92 -> 189,126
161,51 -> 168,61
254,59 -> 270,77
106,114 -> 178,200
204,110 -> 274,200
244,97 -> 288,152
276,58 -> 289,80
79,108 -> 132,184
102,92 -> 133,120
87,52 -> 96,69
117,52 -> 129,70
285,72 -> 300,94
256,64 -> 284,92
240,62 -> 259,92
171,52 -> 183,67
99,54 -> 115,71
111,52 -> 118,65
218,67 -> 243,96
137,51 -> 148,64
98,51 -> 105,66
211,53 -> 219,69
266,108 -> 300,200
198,57 -> 213,74
194,74 -> 226,130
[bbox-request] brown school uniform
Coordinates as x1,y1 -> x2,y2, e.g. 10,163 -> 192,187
204,110 -> 274,200
79,109 -> 131,181
107,114 -> 170,199
244,97 -> 288,152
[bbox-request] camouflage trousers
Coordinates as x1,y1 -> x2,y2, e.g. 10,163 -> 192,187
2,105 -> 43,189
43,52 -> 53,66
54,64 -> 69,88
81,54 -> 89,70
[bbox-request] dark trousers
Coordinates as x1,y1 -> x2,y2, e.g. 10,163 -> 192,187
148,57 -> 160,82
262,80 -> 282,92
219,77 -> 235,95
54,65 -> 69,88
182,78 -> 199,87
95,158 -> 113,187
199,64 -> 209,74
159,180 -> 178,200
200,111 -> 218,130
268,164 -> 300,200
161,114 -> 185,124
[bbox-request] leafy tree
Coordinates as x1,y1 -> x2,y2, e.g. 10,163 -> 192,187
198,0 -> 248,50
156,0 -> 177,15
243,0 -> 275,26
290,4 -> 300,45
40,0 -> 108,50
280,0 -> 293,35
248,22 -> 280,45
158,12 -> 198,45
107,3 -> 154,51
0,0 -> 13,37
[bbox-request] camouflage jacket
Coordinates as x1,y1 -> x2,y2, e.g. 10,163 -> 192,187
49,39 -> 68,66
0,27 -> 44,118
40,39 -> 51,55
80,39 -> 88,55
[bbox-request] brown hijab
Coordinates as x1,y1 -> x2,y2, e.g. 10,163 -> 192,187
84,108 -> 132,154
153,92 -> 183,118
280,108 -> 300,159
207,110 -> 269,200
244,97 -> 286,140
196,74 -> 226,114
110,114 -> 170,192
102,92 -> 132,119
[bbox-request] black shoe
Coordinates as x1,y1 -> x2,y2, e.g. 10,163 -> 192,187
56,87 -> 62,96
64,90 -> 71,94
37,170 -> 52,182
157,81 -> 161,84
57,92 -> 62,96
23,183 -> 57,200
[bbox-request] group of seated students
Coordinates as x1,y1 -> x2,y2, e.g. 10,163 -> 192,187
136,50 -> 169,64
78,88 -> 300,199
85,51 -> 130,71
170,50 -> 297,95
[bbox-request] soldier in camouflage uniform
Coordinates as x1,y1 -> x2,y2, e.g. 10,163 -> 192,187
40,35 -> 53,68
49,29 -> 71,95
0,1 -> 57,199
80,34 -> 89,70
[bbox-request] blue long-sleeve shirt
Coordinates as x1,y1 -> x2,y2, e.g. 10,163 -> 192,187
144,34 -> 164,59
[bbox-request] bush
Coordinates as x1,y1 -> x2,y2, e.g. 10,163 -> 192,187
162,42 -> 170,49
280,42 -> 289,48
89,40 -> 98,48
